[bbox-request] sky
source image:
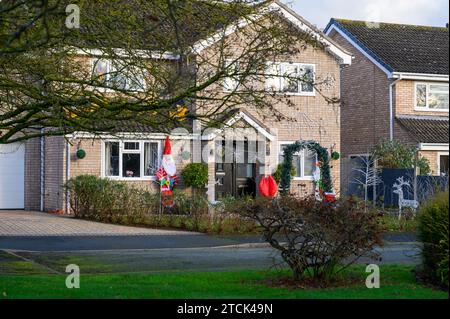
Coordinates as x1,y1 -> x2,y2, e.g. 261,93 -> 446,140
282,0 -> 450,30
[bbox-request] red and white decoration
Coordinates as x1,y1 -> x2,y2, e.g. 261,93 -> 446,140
157,136 -> 178,207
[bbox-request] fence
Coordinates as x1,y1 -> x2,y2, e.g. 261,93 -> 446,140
341,158 -> 449,208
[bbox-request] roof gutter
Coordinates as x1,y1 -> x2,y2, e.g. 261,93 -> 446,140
389,76 -> 402,141
392,72 -> 449,82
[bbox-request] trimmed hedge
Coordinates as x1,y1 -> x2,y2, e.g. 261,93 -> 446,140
418,191 -> 449,288
65,175 -> 257,234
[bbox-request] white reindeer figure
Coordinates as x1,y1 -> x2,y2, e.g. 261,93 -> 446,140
392,176 -> 419,220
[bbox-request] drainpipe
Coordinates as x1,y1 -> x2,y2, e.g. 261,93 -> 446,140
40,129 -> 45,212
65,139 -> 71,214
389,76 -> 402,141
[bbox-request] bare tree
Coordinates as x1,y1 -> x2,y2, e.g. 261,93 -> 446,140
1,0 -> 339,144
350,155 -> 382,207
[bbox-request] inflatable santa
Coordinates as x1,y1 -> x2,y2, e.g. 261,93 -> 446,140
157,136 -> 177,207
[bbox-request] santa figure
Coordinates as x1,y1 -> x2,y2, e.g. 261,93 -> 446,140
157,136 -> 177,207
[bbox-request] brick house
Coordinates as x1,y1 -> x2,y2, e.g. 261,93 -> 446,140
0,1 -> 352,211
325,19 -> 449,191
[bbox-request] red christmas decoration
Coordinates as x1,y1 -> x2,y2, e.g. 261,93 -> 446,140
258,176 -> 278,198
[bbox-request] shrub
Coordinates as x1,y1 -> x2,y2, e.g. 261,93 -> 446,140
229,196 -> 383,282
65,175 -> 159,224
418,191 -> 449,288
65,175 -> 257,235
272,164 -> 296,184
373,140 -> 430,175
181,163 -> 209,191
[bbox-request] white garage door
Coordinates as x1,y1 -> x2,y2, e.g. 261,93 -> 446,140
0,143 -> 25,209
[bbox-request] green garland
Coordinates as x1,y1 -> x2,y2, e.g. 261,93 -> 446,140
279,141 -> 333,195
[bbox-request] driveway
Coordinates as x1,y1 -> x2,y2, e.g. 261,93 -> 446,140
0,210 -> 195,237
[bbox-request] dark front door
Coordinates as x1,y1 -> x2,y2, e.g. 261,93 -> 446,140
215,140 -> 257,200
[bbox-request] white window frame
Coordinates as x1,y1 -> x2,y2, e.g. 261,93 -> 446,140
101,140 -> 162,181
265,62 -> 316,96
437,151 -> 449,176
91,59 -> 147,93
278,142 -> 317,181
223,60 -> 240,92
414,82 -> 449,112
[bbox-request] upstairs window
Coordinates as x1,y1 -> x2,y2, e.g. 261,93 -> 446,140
266,63 -> 315,95
92,59 -> 146,92
415,83 -> 449,111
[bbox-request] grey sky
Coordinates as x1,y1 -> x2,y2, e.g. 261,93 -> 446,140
282,0 -> 449,29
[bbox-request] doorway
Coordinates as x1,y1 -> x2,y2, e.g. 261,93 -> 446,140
215,140 -> 258,200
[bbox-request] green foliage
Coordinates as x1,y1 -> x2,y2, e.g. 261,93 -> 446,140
181,163 -> 209,189
373,140 -> 431,175
65,175 -> 257,235
65,175 -> 158,224
272,164 -> 296,184
418,191 -> 449,288
279,141 -> 332,194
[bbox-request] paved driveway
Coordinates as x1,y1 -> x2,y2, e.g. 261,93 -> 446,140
0,210 -> 194,237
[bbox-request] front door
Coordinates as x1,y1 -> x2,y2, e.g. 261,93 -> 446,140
215,140 -> 257,200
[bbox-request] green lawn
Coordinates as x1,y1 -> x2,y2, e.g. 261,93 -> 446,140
0,265 -> 447,299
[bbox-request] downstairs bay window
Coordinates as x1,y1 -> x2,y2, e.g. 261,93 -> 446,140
104,141 -> 160,179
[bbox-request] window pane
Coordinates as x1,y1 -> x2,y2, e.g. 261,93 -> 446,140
105,142 -> 119,176
440,155 -> 449,176
430,84 -> 449,93
144,142 -> 159,176
293,154 -> 302,177
428,92 -> 449,110
282,65 -> 299,93
124,142 -> 140,150
92,59 -> 108,84
280,145 -> 301,177
265,64 -> 281,92
224,61 -> 239,91
300,66 -> 314,92
303,150 -> 317,176
416,84 -> 427,107
122,153 -> 141,178
110,72 -> 127,90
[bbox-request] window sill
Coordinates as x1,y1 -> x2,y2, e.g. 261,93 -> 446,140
104,176 -> 158,182
292,177 -> 315,181
413,107 -> 449,113
269,91 -> 316,97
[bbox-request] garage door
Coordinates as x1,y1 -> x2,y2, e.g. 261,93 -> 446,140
0,143 -> 25,209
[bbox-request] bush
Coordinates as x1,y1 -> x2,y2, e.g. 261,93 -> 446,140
65,175 -> 159,224
418,191 -> 449,288
65,175 -> 257,235
228,196 -> 383,283
181,163 -> 209,190
373,140 -> 430,175
272,164 -> 296,184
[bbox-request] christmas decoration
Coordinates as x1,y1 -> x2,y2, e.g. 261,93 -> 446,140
158,136 -> 178,207
258,176 -> 278,198
331,151 -> 340,161
279,141 -> 335,200
76,149 -> 86,159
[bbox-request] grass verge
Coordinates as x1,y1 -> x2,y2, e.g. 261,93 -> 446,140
0,265 -> 448,299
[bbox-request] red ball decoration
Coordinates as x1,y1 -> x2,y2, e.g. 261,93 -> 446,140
259,176 -> 278,198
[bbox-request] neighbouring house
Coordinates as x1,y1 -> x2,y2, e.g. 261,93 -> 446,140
0,1 -> 352,211
325,19 -> 449,192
